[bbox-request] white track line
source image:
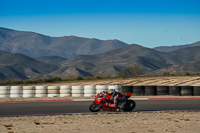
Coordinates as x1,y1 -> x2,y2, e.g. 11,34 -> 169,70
130,98 -> 149,100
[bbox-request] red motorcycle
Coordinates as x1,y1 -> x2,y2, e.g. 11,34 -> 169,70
89,91 -> 136,112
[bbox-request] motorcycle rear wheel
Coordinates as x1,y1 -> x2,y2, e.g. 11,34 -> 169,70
89,102 -> 102,112
122,100 -> 136,112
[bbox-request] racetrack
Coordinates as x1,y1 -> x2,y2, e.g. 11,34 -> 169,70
0,99 -> 200,116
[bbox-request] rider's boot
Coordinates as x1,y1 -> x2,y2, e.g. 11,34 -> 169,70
116,106 -> 121,112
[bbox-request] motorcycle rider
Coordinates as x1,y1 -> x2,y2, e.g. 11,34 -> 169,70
106,89 -> 125,111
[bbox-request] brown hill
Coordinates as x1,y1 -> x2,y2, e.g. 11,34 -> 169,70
0,27 -> 127,58
154,41 -> 200,52
0,51 -> 58,81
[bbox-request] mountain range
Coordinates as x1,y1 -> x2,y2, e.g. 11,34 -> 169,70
0,51 -> 57,81
154,41 -> 200,52
54,45 -> 200,77
0,27 -> 127,58
0,27 -> 200,81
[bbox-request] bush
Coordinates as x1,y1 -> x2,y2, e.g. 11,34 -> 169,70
118,64 -> 143,78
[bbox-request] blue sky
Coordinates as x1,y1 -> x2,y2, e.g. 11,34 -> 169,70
0,0 -> 200,47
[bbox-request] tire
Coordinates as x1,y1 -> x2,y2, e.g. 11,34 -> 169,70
84,94 -> 96,97
122,100 -> 136,112
84,85 -> 96,89
72,86 -> 84,94
47,94 -> 60,97
121,86 -> 133,94
60,89 -> 71,94
145,86 -> 156,96
96,85 -> 108,94
108,85 -> 121,92
47,86 -> 59,90
193,86 -> 200,96
0,86 -> 10,90
35,89 -> 47,94
23,86 -> 35,90
0,95 -> 9,98
0,90 -> 9,95
35,86 -> 47,90
60,85 -> 71,89
157,86 -> 169,95
84,85 -> 96,94
10,86 -> 22,94
181,86 -> 193,96
169,86 -> 181,96
10,89 -> 22,94
47,89 -> 59,94
89,102 -> 102,112
84,89 -> 96,94
132,86 -> 144,96
60,94 -> 71,97
72,93 -> 84,97
96,89 -> 107,94
60,86 -> 71,94
35,94 -> 47,97
10,94 -> 22,98
23,90 -> 35,94
23,94 -> 35,98
11,86 -> 22,90
96,85 -> 108,90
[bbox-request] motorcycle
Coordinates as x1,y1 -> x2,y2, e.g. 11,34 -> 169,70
89,91 -> 136,112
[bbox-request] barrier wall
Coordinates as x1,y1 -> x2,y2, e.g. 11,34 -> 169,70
0,85 -> 199,98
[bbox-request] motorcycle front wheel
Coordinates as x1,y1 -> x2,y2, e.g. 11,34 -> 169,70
89,102 -> 102,112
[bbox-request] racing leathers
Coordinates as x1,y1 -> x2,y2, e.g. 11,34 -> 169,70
106,90 -> 125,111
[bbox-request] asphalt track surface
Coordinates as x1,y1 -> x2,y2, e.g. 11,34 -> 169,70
0,99 -> 200,116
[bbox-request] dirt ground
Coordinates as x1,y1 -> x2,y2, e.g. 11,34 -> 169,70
0,111 -> 199,133
44,76 -> 200,86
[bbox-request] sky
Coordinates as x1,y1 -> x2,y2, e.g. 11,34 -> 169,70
0,0 -> 200,48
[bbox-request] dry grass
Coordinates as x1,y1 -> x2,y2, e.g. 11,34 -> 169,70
43,76 -> 200,86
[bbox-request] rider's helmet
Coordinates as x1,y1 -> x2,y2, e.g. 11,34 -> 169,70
108,89 -> 115,95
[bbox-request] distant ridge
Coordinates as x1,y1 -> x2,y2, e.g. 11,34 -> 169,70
0,27 -> 128,58
154,41 -> 200,52
0,51 -> 57,81
58,44 -> 200,77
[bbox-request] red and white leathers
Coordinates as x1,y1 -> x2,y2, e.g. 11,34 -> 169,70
106,90 -> 125,111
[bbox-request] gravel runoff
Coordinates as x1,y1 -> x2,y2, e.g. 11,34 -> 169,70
0,111 -> 200,133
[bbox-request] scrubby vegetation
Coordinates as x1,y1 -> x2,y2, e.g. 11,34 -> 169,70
1,70 -> 200,86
